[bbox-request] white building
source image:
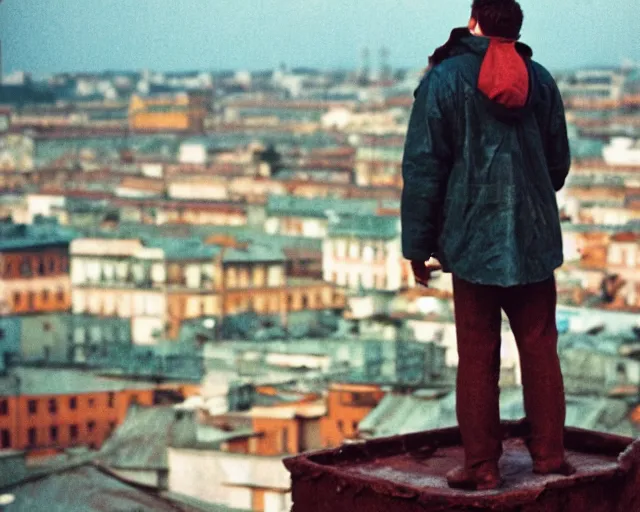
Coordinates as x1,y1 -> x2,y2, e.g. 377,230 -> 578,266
70,239 -> 168,351
322,215 -> 411,292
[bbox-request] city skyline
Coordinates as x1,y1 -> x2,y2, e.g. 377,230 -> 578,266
1,0 -> 639,77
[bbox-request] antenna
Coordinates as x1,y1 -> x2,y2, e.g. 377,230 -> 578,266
380,47 -> 391,82
359,47 -> 371,84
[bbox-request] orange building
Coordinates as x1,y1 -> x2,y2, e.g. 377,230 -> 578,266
0,220 -> 75,315
129,91 -> 210,132
0,367 -> 155,458
320,382 -> 386,447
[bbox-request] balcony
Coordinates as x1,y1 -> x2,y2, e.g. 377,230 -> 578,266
284,421 -> 640,512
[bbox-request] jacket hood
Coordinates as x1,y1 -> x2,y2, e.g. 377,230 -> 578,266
429,27 -> 535,122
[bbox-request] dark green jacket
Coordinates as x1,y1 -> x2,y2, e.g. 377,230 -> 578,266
401,28 -> 570,286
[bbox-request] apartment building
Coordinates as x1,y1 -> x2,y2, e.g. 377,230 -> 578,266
322,214 -> 412,292
0,367 -> 154,457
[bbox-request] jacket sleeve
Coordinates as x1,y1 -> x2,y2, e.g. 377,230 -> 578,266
542,78 -> 571,191
401,69 -> 453,262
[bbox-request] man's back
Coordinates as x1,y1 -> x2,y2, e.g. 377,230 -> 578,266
401,28 -> 571,286
402,1 -> 576,491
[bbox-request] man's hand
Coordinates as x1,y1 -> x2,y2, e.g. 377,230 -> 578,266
411,257 -> 443,288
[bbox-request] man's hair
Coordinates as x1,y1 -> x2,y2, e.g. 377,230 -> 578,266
471,0 -> 524,40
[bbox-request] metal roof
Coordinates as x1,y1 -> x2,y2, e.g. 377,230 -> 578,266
98,406 -> 177,470
358,389 -> 636,438
328,214 -> 400,240
0,221 -> 78,252
0,367 -> 156,397
5,464 -> 206,512
266,195 -> 379,219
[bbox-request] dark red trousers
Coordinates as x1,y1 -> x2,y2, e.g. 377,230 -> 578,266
452,275 -> 567,470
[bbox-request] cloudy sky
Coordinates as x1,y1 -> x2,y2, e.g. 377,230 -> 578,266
1,0 -> 638,76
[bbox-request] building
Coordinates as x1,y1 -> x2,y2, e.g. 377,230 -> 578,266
167,399 -> 326,512
353,136 -> 404,187
322,214 -> 413,292
114,197 -> 249,226
606,232 -> 640,308
0,219 -> 77,362
320,382 -> 385,446
218,239 -> 344,328
0,367 -> 154,457
0,218 -> 76,316
264,195 -> 380,238
128,91 -> 210,132
70,238 -> 168,351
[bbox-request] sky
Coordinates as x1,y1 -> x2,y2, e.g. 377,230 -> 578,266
1,0 -> 639,77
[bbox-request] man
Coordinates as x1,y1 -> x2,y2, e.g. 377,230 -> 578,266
401,0 -> 575,491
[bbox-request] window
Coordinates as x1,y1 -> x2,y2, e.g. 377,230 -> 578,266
109,421 -> 116,433
107,392 -> 115,408
20,260 -> 32,277
48,258 -> 56,274
56,288 -> 65,304
87,421 -> 95,433
13,292 -> 21,307
69,397 -> 77,410
50,426 -> 58,443
28,400 -> 37,415
28,428 -> 37,446
0,429 -> 10,449
61,257 -> 69,273
48,399 -> 57,414
27,291 -> 35,310
42,289 -> 50,303
0,399 -> 8,416
69,424 -> 78,442
88,398 -> 95,408
349,241 -> 360,259
37,258 -> 46,276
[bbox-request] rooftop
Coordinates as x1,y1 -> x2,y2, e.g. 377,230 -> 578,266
358,388 -> 637,439
285,421 -> 640,512
98,406 -> 179,471
266,195 -> 380,219
1,462 -> 215,512
0,367 -> 157,396
0,219 -> 78,252
328,214 -> 400,240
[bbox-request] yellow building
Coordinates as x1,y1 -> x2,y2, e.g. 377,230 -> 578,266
128,91 -> 209,132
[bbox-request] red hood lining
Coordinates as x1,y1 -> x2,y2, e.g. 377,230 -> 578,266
478,39 -> 530,108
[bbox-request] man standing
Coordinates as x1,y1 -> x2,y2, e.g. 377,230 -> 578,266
401,0 -> 575,491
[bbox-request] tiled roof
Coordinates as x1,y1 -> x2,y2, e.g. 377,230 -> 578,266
358,388 -> 636,438
223,243 -> 286,263
0,368 -> 155,397
5,464 -> 205,511
328,214 -> 399,240
266,195 -> 379,218
99,406 -> 179,470
144,237 -> 221,261
0,221 -> 78,251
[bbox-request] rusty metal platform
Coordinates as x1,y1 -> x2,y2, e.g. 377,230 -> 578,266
284,421 -> 640,512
